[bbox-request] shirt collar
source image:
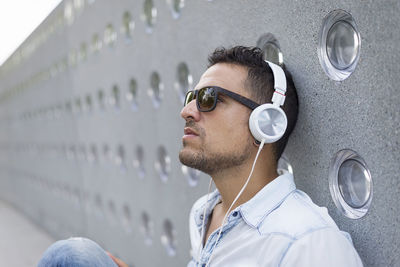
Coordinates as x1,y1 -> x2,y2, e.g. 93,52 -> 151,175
194,170 -> 296,229
240,170 -> 296,228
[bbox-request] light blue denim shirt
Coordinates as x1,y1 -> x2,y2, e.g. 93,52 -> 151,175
188,171 -> 363,267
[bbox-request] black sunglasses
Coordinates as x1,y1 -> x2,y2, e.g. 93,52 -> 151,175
184,86 -> 259,112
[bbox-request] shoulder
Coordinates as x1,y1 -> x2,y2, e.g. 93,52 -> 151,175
257,190 -> 363,266
279,227 -> 363,266
258,189 -> 340,238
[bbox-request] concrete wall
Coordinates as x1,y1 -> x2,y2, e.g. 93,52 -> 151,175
0,0 -> 399,266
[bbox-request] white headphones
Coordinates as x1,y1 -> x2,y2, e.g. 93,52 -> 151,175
249,60 -> 288,143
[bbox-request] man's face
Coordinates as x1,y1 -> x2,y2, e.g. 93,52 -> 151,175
179,63 -> 255,175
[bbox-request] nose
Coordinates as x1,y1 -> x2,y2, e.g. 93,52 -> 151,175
180,99 -> 200,122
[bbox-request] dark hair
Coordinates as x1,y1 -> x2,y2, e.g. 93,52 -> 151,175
207,46 -> 299,162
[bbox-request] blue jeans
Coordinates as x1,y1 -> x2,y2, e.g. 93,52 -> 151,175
38,237 -> 118,267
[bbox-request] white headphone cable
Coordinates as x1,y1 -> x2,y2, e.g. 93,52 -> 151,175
204,139 -> 265,267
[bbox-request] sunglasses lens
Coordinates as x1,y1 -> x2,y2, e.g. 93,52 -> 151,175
198,87 -> 216,111
184,91 -> 195,106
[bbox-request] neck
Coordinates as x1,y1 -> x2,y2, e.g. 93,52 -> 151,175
210,150 -> 279,214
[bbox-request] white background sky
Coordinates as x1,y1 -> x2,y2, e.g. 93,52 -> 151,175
0,0 -> 62,66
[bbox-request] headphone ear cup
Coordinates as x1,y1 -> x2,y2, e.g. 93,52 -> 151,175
249,104 -> 288,143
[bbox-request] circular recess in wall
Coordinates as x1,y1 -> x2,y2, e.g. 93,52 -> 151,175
73,0 -> 85,12
64,1 -> 74,25
121,11 -> 135,41
109,84 -> 120,109
85,94 -> 93,113
143,0 -> 157,33
77,145 -> 86,162
115,144 -> 126,172
318,10 -> 361,81
104,24 -> 117,47
79,42 -> 87,62
56,104 -> 63,118
107,200 -> 118,225
74,97 -> 82,114
121,203 -> 133,234
155,146 -> 171,183
94,194 -> 104,219
175,62 -> 193,104
181,165 -> 200,187
133,145 -> 145,179
126,78 -> 138,110
66,145 -> 76,160
91,33 -> 102,53
97,89 -> 106,110
65,101 -> 72,114
141,211 -> 153,245
277,154 -> 294,175
68,49 -> 78,67
88,144 -> 98,163
102,144 -> 113,163
329,149 -> 373,219
161,219 -> 177,256
148,72 -> 163,108
256,33 -> 283,66
167,0 -> 185,19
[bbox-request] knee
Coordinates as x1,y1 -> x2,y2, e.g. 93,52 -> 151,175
38,237 -> 117,267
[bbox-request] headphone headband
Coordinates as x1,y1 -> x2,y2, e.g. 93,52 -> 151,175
265,60 -> 287,107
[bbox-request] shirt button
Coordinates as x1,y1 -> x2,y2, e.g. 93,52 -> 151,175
200,214 -> 204,220
232,211 -> 238,217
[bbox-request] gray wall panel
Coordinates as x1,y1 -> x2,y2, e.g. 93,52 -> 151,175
0,0 -> 399,266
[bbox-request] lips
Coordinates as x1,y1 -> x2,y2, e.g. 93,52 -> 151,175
184,127 -> 198,136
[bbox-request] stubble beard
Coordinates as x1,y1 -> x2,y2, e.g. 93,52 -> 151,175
179,137 -> 254,175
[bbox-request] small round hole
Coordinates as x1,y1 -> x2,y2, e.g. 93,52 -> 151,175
109,85 -> 120,110
74,97 -> 82,114
77,145 -> 86,162
181,165 -> 200,187
175,62 -> 192,104
64,1 -> 74,25
73,0 -> 85,12
155,146 -> 170,183
121,11 -> 135,40
107,200 -> 118,225
143,0 -> 157,33
97,89 -> 106,110
102,144 -> 113,163
126,78 -> 138,110
141,211 -> 153,245
91,33 -> 102,53
94,194 -> 104,219
121,203 -> 133,233
167,0 -> 185,19
148,72 -> 163,108
68,49 -> 78,67
85,94 -> 93,113
88,144 -> 98,163
104,24 -> 117,47
79,42 -> 87,62
133,145 -> 145,179
161,219 -> 177,257
277,154 -> 294,175
115,144 -> 126,172
256,33 -> 283,66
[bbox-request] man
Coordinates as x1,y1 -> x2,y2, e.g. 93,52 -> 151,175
175,46 -> 363,266
39,46 -> 363,267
